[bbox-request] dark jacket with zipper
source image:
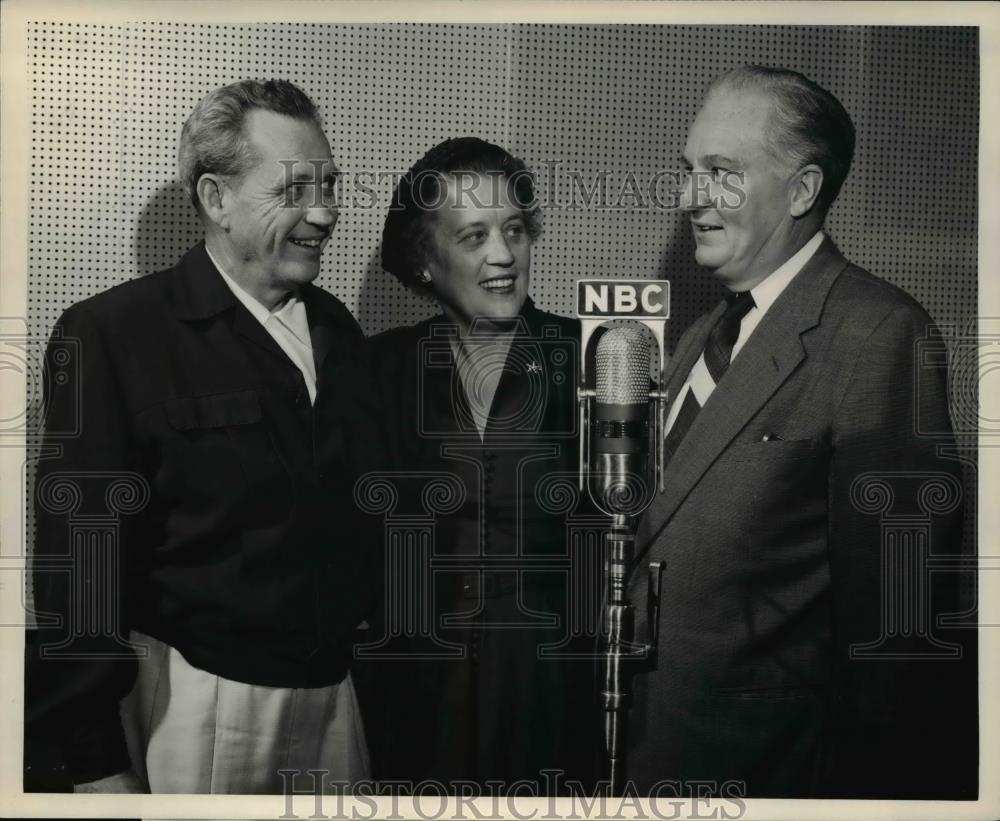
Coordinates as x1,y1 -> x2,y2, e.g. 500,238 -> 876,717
25,241 -> 382,786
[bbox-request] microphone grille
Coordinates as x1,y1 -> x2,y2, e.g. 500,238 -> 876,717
595,326 -> 649,405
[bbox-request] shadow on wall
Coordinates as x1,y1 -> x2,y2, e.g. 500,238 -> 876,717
133,180 -> 203,276
132,184 -> 435,338
356,243 -> 435,338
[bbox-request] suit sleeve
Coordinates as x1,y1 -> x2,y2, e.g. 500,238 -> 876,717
826,303 -> 973,797
25,304 -> 139,786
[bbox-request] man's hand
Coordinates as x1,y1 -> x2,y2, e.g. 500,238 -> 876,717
73,769 -> 146,793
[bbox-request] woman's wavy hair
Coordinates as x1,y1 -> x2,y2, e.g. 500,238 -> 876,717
381,137 -> 542,292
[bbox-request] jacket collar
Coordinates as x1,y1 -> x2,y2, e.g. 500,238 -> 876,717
167,241 -> 238,321
419,296 -> 553,438
167,240 -> 349,375
424,296 -> 545,339
639,235 -> 849,549
302,283 -> 350,374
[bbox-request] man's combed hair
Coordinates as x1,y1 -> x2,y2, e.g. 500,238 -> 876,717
381,137 -> 542,291
178,79 -> 322,210
710,65 -> 856,210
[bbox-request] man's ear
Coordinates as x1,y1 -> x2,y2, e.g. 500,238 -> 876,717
196,174 -> 229,230
789,164 -> 823,217
417,270 -> 432,285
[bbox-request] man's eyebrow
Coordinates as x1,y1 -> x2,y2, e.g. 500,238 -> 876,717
703,153 -> 740,167
452,219 -> 487,235
680,153 -> 740,169
284,166 -> 341,185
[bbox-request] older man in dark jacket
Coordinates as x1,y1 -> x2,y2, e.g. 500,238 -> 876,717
25,79 -> 380,794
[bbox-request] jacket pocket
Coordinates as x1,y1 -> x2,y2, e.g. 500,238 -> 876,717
707,684 -> 831,795
713,682 -> 827,700
727,438 -> 818,463
156,390 -> 289,525
164,390 -> 262,430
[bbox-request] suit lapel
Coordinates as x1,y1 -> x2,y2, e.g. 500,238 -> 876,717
168,241 -> 300,368
652,312 -> 807,528
640,237 -> 850,551
167,241 -> 237,321
308,311 -> 334,374
419,317 -> 467,440
485,313 -> 537,437
421,301 -> 552,441
223,280 -> 354,392
229,304 -> 289,365
302,284 -> 349,388
663,305 -> 721,407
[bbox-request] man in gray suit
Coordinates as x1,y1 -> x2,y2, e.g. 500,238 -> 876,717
627,66 -> 975,798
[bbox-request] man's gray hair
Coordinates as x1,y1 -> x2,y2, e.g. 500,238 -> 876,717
708,65 -> 856,211
178,79 -> 322,210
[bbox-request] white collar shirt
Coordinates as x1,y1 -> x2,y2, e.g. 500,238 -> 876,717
665,230 -> 824,434
450,331 -> 516,441
206,246 -> 318,404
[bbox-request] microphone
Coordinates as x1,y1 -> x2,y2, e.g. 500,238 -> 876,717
589,325 -> 655,519
574,279 -> 670,793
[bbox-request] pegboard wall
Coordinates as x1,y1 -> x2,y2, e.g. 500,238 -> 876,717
23,24 -> 979,586
26,23 -> 978,346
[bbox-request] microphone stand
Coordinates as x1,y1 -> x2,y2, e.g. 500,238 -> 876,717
601,513 -> 665,794
575,286 -> 672,794
580,384 -> 667,795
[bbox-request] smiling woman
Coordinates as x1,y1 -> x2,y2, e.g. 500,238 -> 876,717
419,171 -> 532,331
381,138 -> 542,321
357,138 -> 600,790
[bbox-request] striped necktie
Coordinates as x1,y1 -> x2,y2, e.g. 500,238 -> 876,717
662,290 -> 755,465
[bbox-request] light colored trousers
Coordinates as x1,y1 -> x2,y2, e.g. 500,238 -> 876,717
121,631 -> 370,793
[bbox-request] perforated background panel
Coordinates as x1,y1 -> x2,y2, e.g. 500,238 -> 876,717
25,23 -> 978,578
510,24 -> 978,344
28,23 -> 977,343
29,22 -> 514,342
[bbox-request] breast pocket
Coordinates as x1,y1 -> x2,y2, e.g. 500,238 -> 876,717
164,389 -> 263,430
727,438 -> 825,490
161,390 -> 290,521
724,438 -> 829,570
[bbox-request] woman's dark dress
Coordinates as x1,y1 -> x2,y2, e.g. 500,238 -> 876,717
358,299 -> 601,789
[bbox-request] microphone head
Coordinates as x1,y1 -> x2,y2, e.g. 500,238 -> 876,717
595,326 -> 650,405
